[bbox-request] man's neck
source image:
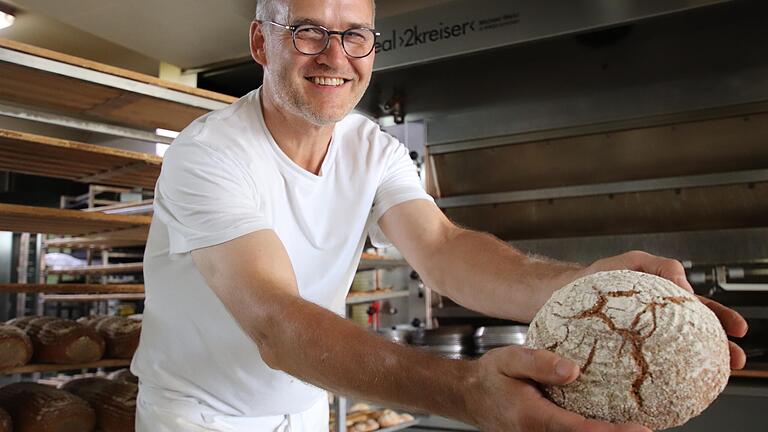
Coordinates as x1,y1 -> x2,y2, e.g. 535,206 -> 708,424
260,89 -> 334,176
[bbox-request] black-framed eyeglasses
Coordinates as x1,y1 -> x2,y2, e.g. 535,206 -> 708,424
261,20 -> 380,58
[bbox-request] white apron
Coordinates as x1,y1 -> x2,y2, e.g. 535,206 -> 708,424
136,384 -> 329,432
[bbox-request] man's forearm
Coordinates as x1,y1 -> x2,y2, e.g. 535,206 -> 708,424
421,228 -> 584,322
252,293 -> 476,423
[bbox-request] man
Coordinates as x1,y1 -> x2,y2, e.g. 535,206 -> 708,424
131,0 -> 748,430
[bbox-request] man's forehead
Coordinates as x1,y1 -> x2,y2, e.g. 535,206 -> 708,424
280,0 -> 374,27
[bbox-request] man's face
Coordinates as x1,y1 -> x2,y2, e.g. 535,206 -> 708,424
258,0 -> 375,126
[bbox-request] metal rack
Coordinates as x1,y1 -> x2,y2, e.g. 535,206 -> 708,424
334,256 -> 423,432
0,38 -> 235,382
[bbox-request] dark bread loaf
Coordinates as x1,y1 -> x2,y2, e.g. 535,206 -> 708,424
62,377 -> 137,432
8,316 -> 105,364
0,324 -> 33,369
77,315 -> 141,358
0,382 -> 95,432
107,368 -> 139,384
0,407 -> 10,432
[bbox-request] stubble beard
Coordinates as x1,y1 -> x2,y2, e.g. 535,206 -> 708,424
269,68 -> 369,126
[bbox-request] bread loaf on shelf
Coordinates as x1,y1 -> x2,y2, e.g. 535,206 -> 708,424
77,315 -> 141,358
107,368 -> 139,384
7,316 -> 105,364
376,409 -> 402,428
0,407 -> 11,432
62,377 -> 137,432
348,418 -> 379,432
0,324 -> 33,369
0,382 -> 95,432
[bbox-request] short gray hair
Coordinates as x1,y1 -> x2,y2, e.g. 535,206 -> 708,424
254,0 -> 279,21
254,0 -> 376,24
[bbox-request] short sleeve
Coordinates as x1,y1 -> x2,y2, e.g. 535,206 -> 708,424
368,139 -> 434,247
154,141 -> 272,257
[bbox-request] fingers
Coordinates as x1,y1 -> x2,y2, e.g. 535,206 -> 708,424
697,295 -> 749,337
491,346 -> 580,385
594,251 -> 693,293
635,252 -> 693,293
729,340 -> 747,369
524,394 -> 652,432
695,296 -> 747,368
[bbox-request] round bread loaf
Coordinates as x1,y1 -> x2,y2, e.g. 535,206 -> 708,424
0,382 -> 96,432
0,324 -> 33,369
62,377 -> 137,432
77,315 -> 141,359
8,316 -> 105,364
526,270 -> 729,430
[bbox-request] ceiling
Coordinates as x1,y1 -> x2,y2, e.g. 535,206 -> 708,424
1,0 -> 454,72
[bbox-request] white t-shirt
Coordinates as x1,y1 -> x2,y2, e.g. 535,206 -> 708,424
131,88 -> 433,418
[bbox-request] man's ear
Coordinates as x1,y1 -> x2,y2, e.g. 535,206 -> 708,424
250,21 -> 267,66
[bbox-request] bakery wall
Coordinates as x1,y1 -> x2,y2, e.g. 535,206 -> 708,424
363,1 -> 768,276
365,2 -> 768,142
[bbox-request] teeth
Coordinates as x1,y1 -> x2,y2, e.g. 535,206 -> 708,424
311,76 -> 345,86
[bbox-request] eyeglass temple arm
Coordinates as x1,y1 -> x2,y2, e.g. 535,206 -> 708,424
261,20 -> 294,31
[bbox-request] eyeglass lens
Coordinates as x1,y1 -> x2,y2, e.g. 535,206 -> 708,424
293,25 -> 375,58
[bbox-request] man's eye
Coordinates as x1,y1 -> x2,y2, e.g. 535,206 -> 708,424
296,27 -> 325,39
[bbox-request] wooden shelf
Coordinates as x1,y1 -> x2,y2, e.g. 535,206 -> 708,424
346,290 -> 410,305
0,203 -> 150,238
0,283 -> 143,294
0,129 -> 161,189
46,262 -> 143,276
81,199 -> 154,215
41,293 -> 145,302
44,227 -> 149,249
1,359 -> 131,375
0,38 -> 236,132
358,259 -> 409,271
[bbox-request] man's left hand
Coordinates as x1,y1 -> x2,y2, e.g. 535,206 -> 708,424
585,250 -> 748,370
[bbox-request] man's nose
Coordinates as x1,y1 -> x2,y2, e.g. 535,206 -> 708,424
316,35 -> 347,66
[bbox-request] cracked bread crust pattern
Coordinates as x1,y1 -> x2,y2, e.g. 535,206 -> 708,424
525,270 -> 729,430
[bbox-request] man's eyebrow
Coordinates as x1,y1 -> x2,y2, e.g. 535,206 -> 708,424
290,16 -> 374,29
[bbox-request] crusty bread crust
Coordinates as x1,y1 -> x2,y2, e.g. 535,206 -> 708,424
78,316 -> 141,359
8,316 -> 105,364
0,382 -> 95,432
0,324 -> 33,369
526,270 -> 730,430
63,377 -> 137,432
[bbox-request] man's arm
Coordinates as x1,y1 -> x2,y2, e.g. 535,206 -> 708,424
191,229 -> 650,431
379,200 -> 599,322
378,200 -> 748,366
379,200 -> 581,322
191,230 -> 472,419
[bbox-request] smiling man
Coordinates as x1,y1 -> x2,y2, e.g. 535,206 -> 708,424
131,0 -> 748,431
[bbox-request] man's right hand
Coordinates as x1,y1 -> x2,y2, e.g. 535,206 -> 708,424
465,346 -> 652,432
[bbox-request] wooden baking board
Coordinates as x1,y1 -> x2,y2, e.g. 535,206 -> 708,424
0,203 -> 150,238
0,128 -> 161,189
0,38 -> 238,131
0,284 -> 144,294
